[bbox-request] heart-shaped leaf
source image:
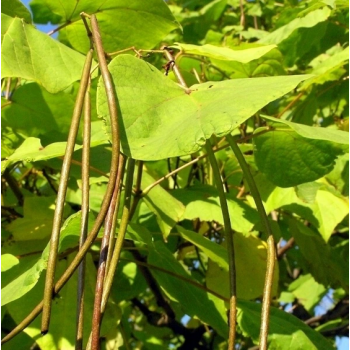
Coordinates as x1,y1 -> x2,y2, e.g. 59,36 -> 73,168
97,54 -> 311,160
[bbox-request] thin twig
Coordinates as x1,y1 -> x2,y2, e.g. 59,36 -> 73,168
121,257 -> 228,302
47,21 -> 71,36
276,92 -> 304,119
277,237 -> 295,259
141,129 -> 270,197
129,160 -> 143,219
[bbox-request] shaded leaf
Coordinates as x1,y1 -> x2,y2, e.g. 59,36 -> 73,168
6,196 -> 57,241
147,240 -> 228,337
253,126 -> 344,187
97,54 -> 310,160
2,83 -> 75,138
1,14 -> 87,93
288,218 -> 348,290
259,7 -> 331,45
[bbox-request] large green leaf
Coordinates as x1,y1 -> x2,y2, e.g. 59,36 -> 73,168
172,43 -> 276,62
172,183 -> 260,234
253,126 -> 345,187
238,300 -> 334,349
30,0 -> 179,54
1,14 -> 88,93
177,226 -> 279,300
2,0 -> 32,23
97,54 -> 310,160
1,212 -> 93,306
147,240 -> 228,337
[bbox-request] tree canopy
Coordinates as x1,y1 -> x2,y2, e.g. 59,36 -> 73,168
1,0 -> 349,349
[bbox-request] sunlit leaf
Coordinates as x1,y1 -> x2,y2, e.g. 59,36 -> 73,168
172,43 -> 276,62
97,54 -> 311,160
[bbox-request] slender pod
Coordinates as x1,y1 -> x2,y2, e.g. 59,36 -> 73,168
226,134 -> 276,350
75,76 -> 92,350
41,48 -> 94,334
205,141 -> 237,350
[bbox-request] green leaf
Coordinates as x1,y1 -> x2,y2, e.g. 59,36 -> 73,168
253,126 -> 344,187
142,171 -> 185,239
177,226 -> 279,300
261,116 -> 349,146
254,174 -> 348,242
2,83 -> 75,138
172,43 -> 276,62
97,54 -> 311,160
289,218 -> 348,290
6,196 -> 57,240
30,0 -> 179,54
238,300 -> 334,349
1,14 -> 87,93
1,211 -> 94,306
173,183 -> 260,234
301,48 -> 349,89
259,7 -> 331,45
1,0 -> 32,23
1,138 -> 80,172
288,274 -> 326,312
325,153 -> 349,195
111,258 -> 147,302
147,240 -> 228,337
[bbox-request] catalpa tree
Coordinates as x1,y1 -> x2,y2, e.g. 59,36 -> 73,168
1,0 -> 349,349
